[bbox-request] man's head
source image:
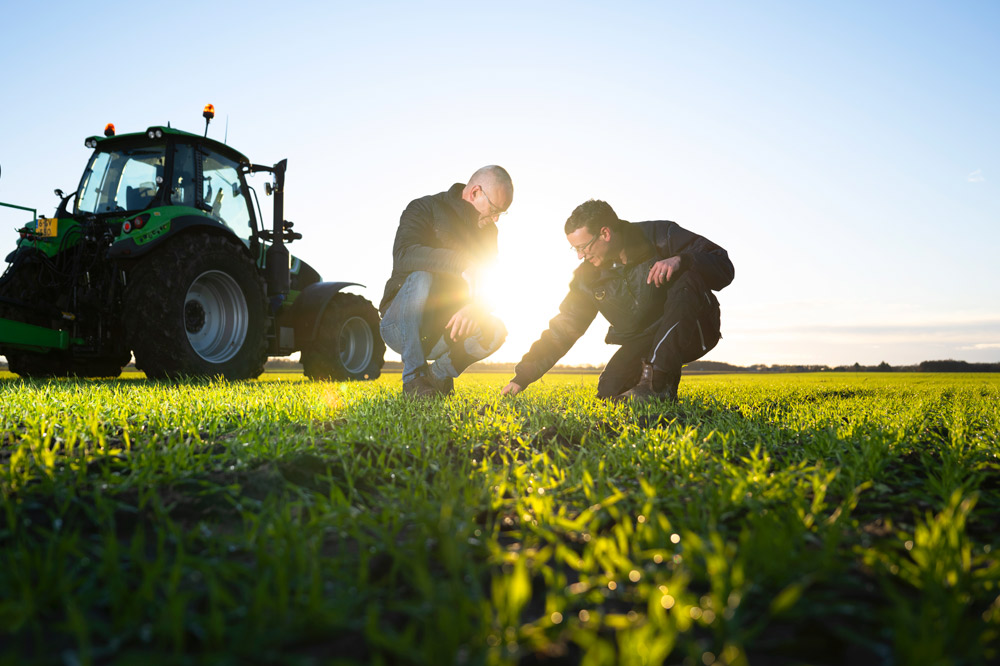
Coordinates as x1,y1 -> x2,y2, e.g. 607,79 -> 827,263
565,199 -> 622,267
463,165 -> 513,227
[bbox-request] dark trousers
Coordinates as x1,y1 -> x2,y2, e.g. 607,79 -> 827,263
596,272 -> 721,398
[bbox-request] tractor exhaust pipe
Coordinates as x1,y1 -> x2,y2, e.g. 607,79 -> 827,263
265,159 -> 290,303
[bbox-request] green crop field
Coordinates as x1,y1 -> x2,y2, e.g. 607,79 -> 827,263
1,371 -> 998,665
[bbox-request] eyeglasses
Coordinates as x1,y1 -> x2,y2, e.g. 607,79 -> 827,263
571,234 -> 599,254
479,187 -> 507,218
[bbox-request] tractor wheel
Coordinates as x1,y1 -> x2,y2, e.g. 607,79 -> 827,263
125,234 -> 267,380
301,292 -> 384,381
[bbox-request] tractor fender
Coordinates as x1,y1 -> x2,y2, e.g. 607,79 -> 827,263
108,214 -> 242,260
284,281 -> 365,345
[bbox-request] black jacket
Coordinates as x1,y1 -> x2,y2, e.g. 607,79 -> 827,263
512,220 -> 734,388
379,183 -> 498,314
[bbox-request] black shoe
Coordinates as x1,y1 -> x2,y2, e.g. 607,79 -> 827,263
403,374 -> 439,398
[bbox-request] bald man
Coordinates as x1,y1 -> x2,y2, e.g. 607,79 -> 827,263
379,166 -> 513,397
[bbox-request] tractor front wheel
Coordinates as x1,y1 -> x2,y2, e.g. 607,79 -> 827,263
125,234 -> 267,380
301,292 -> 384,381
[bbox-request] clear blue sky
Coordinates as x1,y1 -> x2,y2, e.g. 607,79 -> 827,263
2,1 -> 998,367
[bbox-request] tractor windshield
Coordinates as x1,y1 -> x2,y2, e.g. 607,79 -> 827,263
76,145 -> 165,215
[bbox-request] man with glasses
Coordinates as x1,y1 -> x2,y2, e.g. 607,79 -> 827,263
380,165 -> 513,397
501,199 -> 734,402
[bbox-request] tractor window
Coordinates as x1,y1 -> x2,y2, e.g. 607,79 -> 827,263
171,144 -> 197,208
77,152 -> 111,214
76,146 -> 165,215
201,151 -> 253,242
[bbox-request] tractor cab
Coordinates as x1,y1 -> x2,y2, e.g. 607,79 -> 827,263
75,126 -> 259,246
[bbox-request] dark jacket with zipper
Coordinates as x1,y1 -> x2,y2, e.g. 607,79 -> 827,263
379,183 -> 498,315
512,220 -> 734,388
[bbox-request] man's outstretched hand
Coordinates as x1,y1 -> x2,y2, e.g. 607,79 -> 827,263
501,381 -> 523,396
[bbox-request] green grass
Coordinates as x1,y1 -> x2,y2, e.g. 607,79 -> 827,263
1,371 -> 998,665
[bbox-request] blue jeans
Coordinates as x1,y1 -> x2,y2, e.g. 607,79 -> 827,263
379,271 -> 507,383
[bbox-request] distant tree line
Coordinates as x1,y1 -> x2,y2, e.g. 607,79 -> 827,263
690,359 -> 1000,373
913,359 -> 1000,372
724,359 -> 1000,373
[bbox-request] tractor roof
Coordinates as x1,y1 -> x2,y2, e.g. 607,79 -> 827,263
85,126 -> 251,166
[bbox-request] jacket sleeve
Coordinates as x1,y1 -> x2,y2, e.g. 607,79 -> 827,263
512,278 -> 598,388
391,198 -> 468,275
657,221 -> 735,291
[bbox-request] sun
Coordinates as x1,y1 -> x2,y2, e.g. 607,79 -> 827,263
474,255 -> 580,363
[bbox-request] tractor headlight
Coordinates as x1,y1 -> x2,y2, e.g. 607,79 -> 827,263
85,139 -> 97,148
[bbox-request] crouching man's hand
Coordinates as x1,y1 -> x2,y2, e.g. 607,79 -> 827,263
446,304 -> 480,341
647,256 -> 682,287
501,381 -> 523,396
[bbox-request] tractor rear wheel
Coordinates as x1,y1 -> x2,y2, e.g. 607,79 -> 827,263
301,292 -> 384,381
125,234 -> 267,380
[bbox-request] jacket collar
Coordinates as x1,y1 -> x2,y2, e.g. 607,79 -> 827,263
446,182 -> 480,226
617,221 -> 654,266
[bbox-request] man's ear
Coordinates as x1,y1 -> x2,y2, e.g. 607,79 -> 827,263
600,226 -> 612,240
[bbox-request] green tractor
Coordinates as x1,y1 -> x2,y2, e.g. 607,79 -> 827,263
0,106 -> 385,381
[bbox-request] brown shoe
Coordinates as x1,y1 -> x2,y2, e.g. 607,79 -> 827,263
403,374 -> 439,398
617,361 -> 679,403
427,370 -> 455,396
